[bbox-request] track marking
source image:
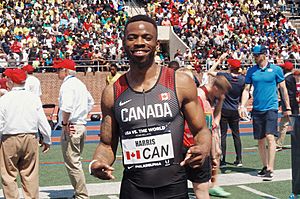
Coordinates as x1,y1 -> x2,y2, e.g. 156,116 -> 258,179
243,147 -> 258,150
108,195 -> 119,199
238,185 -> 279,199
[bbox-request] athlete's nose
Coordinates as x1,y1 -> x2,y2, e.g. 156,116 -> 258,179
134,36 -> 145,47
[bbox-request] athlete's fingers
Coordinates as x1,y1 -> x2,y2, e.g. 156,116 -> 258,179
189,145 -> 210,157
186,145 -> 210,168
187,154 -> 206,168
91,161 -> 114,171
92,169 -> 115,180
180,151 -> 193,166
180,148 -> 205,167
91,161 -> 115,180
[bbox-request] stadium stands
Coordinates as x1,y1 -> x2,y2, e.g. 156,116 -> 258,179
0,0 -> 299,71
0,0 -> 128,70
146,0 -> 300,70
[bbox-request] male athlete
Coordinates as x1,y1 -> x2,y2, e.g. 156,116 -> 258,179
90,15 -> 211,198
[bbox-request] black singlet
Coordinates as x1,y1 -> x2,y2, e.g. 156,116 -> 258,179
113,67 -> 186,188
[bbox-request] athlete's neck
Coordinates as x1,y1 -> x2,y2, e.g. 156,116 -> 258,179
127,64 -> 160,92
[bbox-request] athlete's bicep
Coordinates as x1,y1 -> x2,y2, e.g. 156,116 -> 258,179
176,73 -> 206,135
99,85 -> 119,154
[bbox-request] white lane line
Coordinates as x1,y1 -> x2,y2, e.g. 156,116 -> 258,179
243,147 -> 257,150
238,185 -> 279,199
108,195 -> 119,199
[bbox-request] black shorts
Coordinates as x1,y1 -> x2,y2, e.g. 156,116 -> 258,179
252,109 -> 278,140
120,177 -> 188,199
185,156 -> 211,183
182,147 -> 211,183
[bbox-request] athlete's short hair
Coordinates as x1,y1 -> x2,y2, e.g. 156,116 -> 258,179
168,61 -> 180,70
213,75 -> 232,92
124,15 -> 157,36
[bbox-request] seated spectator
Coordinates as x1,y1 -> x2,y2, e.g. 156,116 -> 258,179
106,63 -> 121,85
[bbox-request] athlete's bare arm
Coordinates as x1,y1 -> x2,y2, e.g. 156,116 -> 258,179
176,72 -> 212,167
213,94 -> 225,126
90,84 -> 119,180
207,52 -> 228,77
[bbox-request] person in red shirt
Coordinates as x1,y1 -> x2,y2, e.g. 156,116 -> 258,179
10,38 -> 22,59
181,68 -> 232,198
0,72 -> 9,96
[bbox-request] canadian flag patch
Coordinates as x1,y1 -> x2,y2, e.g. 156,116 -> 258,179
160,92 -> 170,101
125,150 -> 141,160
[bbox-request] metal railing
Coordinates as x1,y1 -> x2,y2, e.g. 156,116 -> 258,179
1,58 -> 300,73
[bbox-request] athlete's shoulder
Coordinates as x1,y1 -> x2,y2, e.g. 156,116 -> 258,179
101,83 -> 115,108
175,70 -> 197,93
113,73 -> 129,99
175,69 -> 198,103
175,69 -> 195,84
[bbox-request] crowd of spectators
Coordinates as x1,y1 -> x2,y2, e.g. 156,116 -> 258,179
0,0 -> 300,72
146,0 -> 300,70
0,0 -> 128,71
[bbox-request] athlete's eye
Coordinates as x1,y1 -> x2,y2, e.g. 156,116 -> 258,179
143,35 -> 153,41
127,35 -> 137,41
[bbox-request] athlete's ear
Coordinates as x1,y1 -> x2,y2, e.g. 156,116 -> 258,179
156,41 -> 159,47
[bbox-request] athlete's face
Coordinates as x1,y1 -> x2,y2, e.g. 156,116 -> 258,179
123,21 -> 158,68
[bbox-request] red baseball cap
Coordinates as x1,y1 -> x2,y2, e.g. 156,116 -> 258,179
7,69 -> 27,84
22,64 -> 35,73
3,68 -> 13,77
280,61 -> 294,71
227,59 -> 241,69
53,59 -> 76,71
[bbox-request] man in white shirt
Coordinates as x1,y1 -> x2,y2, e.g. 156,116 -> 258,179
0,68 -> 51,199
22,64 -> 42,97
53,59 -> 94,199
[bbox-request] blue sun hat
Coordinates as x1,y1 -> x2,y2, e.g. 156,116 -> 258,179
252,45 -> 267,55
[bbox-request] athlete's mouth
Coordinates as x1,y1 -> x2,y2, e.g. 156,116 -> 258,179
131,49 -> 150,56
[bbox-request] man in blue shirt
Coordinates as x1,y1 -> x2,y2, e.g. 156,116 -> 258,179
240,45 -> 291,181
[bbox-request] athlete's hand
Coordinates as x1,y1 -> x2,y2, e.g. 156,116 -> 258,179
180,144 -> 210,168
90,160 -> 115,180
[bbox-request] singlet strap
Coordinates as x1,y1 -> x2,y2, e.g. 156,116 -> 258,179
114,74 -> 128,101
200,86 -> 208,96
200,86 -> 213,105
158,67 -> 175,91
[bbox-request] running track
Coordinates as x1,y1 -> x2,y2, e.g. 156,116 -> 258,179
50,114 -> 291,145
